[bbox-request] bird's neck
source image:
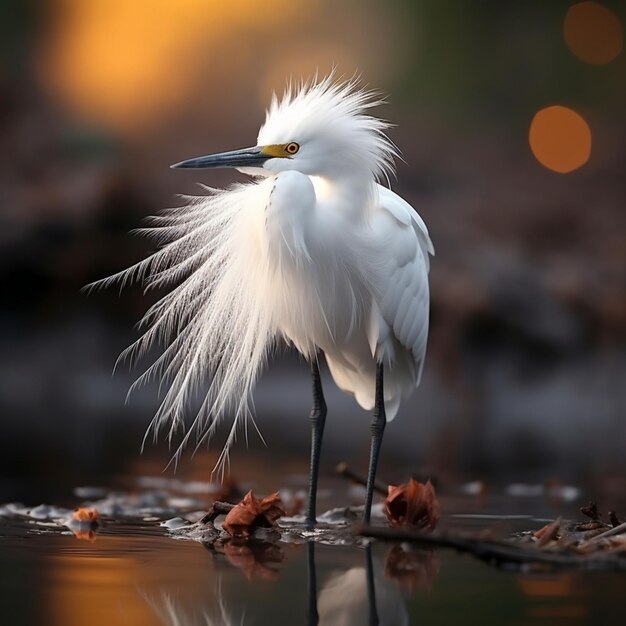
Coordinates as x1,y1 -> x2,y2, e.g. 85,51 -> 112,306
260,171 -> 375,273
310,174 -> 375,220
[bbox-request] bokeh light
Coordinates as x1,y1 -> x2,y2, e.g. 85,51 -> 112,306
529,105 -> 592,173
36,0 -> 302,135
564,2 -> 623,65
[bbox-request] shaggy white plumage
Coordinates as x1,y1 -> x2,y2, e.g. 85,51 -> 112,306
89,76 -> 433,474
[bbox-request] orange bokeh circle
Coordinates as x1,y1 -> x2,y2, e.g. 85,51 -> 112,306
529,105 -> 592,173
564,2 -> 623,65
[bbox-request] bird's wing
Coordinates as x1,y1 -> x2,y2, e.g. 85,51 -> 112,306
367,185 -> 433,384
377,184 -> 434,266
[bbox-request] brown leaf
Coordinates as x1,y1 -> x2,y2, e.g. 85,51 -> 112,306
383,478 -> 439,530
70,524 -> 98,543
72,507 -> 100,522
384,545 -> 440,591
220,541 -> 285,580
68,508 -> 100,542
222,490 -> 285,538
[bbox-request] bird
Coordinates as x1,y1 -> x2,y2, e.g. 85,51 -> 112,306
93,74 -> 433,525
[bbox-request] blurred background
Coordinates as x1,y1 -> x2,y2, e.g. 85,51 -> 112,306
1,0 -> 624,502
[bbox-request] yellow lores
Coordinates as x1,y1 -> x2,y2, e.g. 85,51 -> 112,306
261,142 -> 300,157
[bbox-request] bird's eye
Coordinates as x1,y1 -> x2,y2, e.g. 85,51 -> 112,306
285,142 -> 300,155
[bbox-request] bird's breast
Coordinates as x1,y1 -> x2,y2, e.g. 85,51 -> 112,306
256,171 -> 380,359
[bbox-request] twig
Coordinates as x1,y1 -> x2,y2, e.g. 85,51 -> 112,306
354,524 -> 626,570
200,501 -> 235,525
336,462 -> 387,496
584,521 -> 626,544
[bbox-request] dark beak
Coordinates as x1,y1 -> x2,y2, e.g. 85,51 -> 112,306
170,146 -> 269,169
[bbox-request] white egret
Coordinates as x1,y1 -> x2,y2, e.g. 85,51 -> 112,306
95,75 -> 433,525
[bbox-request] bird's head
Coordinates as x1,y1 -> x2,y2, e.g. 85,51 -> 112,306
172,75 -> 398,182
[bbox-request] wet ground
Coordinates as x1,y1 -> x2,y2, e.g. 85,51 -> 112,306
2,472 -> 626,626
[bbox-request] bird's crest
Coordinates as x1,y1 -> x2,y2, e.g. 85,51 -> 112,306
259,74 -> 399,184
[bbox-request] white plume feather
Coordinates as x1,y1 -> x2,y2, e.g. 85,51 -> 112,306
88,178 -> 278,475
87,75 -> 402,476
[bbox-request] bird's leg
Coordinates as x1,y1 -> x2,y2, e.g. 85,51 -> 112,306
365,544 -> 380,626
307,541 -> 319,626
363,362 -> 386,523
305,357 -> 327,528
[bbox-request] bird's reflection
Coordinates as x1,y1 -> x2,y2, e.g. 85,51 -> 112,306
144,539 -> 438,626
144,581 -> 246,626
309,542 -> 409,626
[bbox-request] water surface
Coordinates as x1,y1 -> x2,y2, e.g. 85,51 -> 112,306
2,481 -> 625,626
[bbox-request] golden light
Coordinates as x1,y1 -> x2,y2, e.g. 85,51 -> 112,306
564,2 -> 623,65
517,574 -> 577,598
517,574 -> 588,622
45,537 -> 215,626
46,555 -> 157,626
529,105 -> 592,173
37,0 -> 301,135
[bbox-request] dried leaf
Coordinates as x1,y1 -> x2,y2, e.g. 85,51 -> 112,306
223,490 -> 284,538
67,508 -> 100,542
72,507 -> 100,522
384,545 -> 440,591
220,541 -> 284,580
384,479 -> 439,530
534,518 -> 561,547
70,524 -> 98,542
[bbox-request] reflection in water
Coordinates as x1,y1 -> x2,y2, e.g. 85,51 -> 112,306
384,545 -> 440,592
141,541 -> 415,626
307,542 -> 319,626
145,582 -> 246,626
517,574 -> 588,623
9,507 -> 622,626
310,543 -> 409,626
67,519 -> 98,543
66,513 -> 100,543
205,539 -> 285,581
